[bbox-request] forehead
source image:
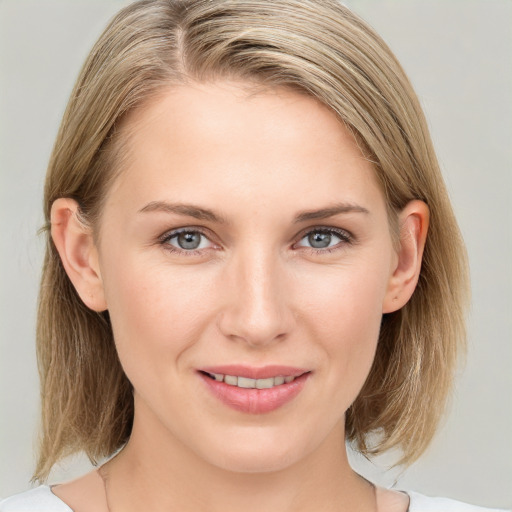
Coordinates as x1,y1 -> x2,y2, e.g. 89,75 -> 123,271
105,81 -> 384,217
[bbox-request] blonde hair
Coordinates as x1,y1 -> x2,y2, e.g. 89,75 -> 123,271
35,0 -> 469,481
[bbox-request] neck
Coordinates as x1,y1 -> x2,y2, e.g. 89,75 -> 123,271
103,403 -> 376,512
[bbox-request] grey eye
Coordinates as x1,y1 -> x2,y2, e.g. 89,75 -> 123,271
166,231 -> 211,251
308,232 -> 333,248
296,229 -> 348,250
177,232 -> 202,249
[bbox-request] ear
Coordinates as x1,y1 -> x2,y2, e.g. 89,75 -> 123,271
382,200 -> 429,314
50,198 -> 107,312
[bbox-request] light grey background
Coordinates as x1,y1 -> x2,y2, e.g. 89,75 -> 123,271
1,0 -> 511,508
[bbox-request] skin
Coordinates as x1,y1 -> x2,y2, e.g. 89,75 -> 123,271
50,81 -> 428,512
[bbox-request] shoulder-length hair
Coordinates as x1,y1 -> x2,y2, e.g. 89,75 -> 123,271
35,0 -> 469,481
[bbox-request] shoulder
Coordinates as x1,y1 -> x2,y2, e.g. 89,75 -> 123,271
0,486 -> 73,512
407,491 -> 510,512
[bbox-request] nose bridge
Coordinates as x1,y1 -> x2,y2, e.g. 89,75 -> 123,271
218,244 -> 292,346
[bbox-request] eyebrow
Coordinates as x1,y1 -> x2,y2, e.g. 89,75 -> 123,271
138,201 -> 369,224
138,201 -> 228,224
293,203 -> 370,223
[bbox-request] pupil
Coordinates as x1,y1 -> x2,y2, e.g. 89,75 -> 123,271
308,232 -> 331,248
178,232 -> 201,250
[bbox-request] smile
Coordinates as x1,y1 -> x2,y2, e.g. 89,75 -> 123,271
198,366 -> 311,414
203,372 -> 297,389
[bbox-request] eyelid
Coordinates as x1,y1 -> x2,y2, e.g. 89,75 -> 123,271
297,225 -> 352,240
293,226 -> 354,250
159,226 -> 209,241
158,226 -> 217,254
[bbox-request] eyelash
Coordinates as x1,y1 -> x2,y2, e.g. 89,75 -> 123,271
158,226 -> 354,256
158,227 -> 215,257
296,227 -> 353,255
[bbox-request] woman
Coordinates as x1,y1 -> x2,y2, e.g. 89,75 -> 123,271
0,1 -> 508,511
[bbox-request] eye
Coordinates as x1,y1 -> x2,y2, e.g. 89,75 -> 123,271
161,229 -> 213,252
295,228 -> 351,251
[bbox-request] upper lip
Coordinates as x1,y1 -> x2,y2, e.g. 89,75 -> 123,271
198,365 -> 310,380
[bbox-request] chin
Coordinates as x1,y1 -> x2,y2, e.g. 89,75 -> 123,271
212,450 -> 300,474
198,429 -> 313,474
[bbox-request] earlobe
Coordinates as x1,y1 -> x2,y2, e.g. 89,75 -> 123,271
50,198 -> 107,312
382,200 -> 429,314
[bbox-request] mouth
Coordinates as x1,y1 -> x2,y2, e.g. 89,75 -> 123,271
199,371 -> 303,389
197,366 -> 311,414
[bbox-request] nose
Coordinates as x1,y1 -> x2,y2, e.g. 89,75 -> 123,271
217,248 -> 295,348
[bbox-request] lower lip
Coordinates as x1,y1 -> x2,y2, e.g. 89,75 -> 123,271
199,372 -> 310,414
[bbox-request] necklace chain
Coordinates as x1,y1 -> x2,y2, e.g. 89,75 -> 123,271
98,466 -> 113,512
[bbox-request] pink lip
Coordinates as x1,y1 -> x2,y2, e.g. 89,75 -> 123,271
198,365 -> 311,414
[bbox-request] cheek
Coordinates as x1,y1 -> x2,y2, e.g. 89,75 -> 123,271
298,256 -> 389,333
296,259 -> 389,395
101,254 -> 217,373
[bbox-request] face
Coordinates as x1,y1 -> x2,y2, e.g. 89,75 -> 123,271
94,82 -> 399,473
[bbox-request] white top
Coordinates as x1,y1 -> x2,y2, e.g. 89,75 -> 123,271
0,486 -> 509,511
0,487 -> 70,511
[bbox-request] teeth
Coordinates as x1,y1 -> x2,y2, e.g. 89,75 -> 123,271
256,377 -> 275,389
237,376 -> 256,388
208,373 -> 298,389
224,374 -> 238,386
